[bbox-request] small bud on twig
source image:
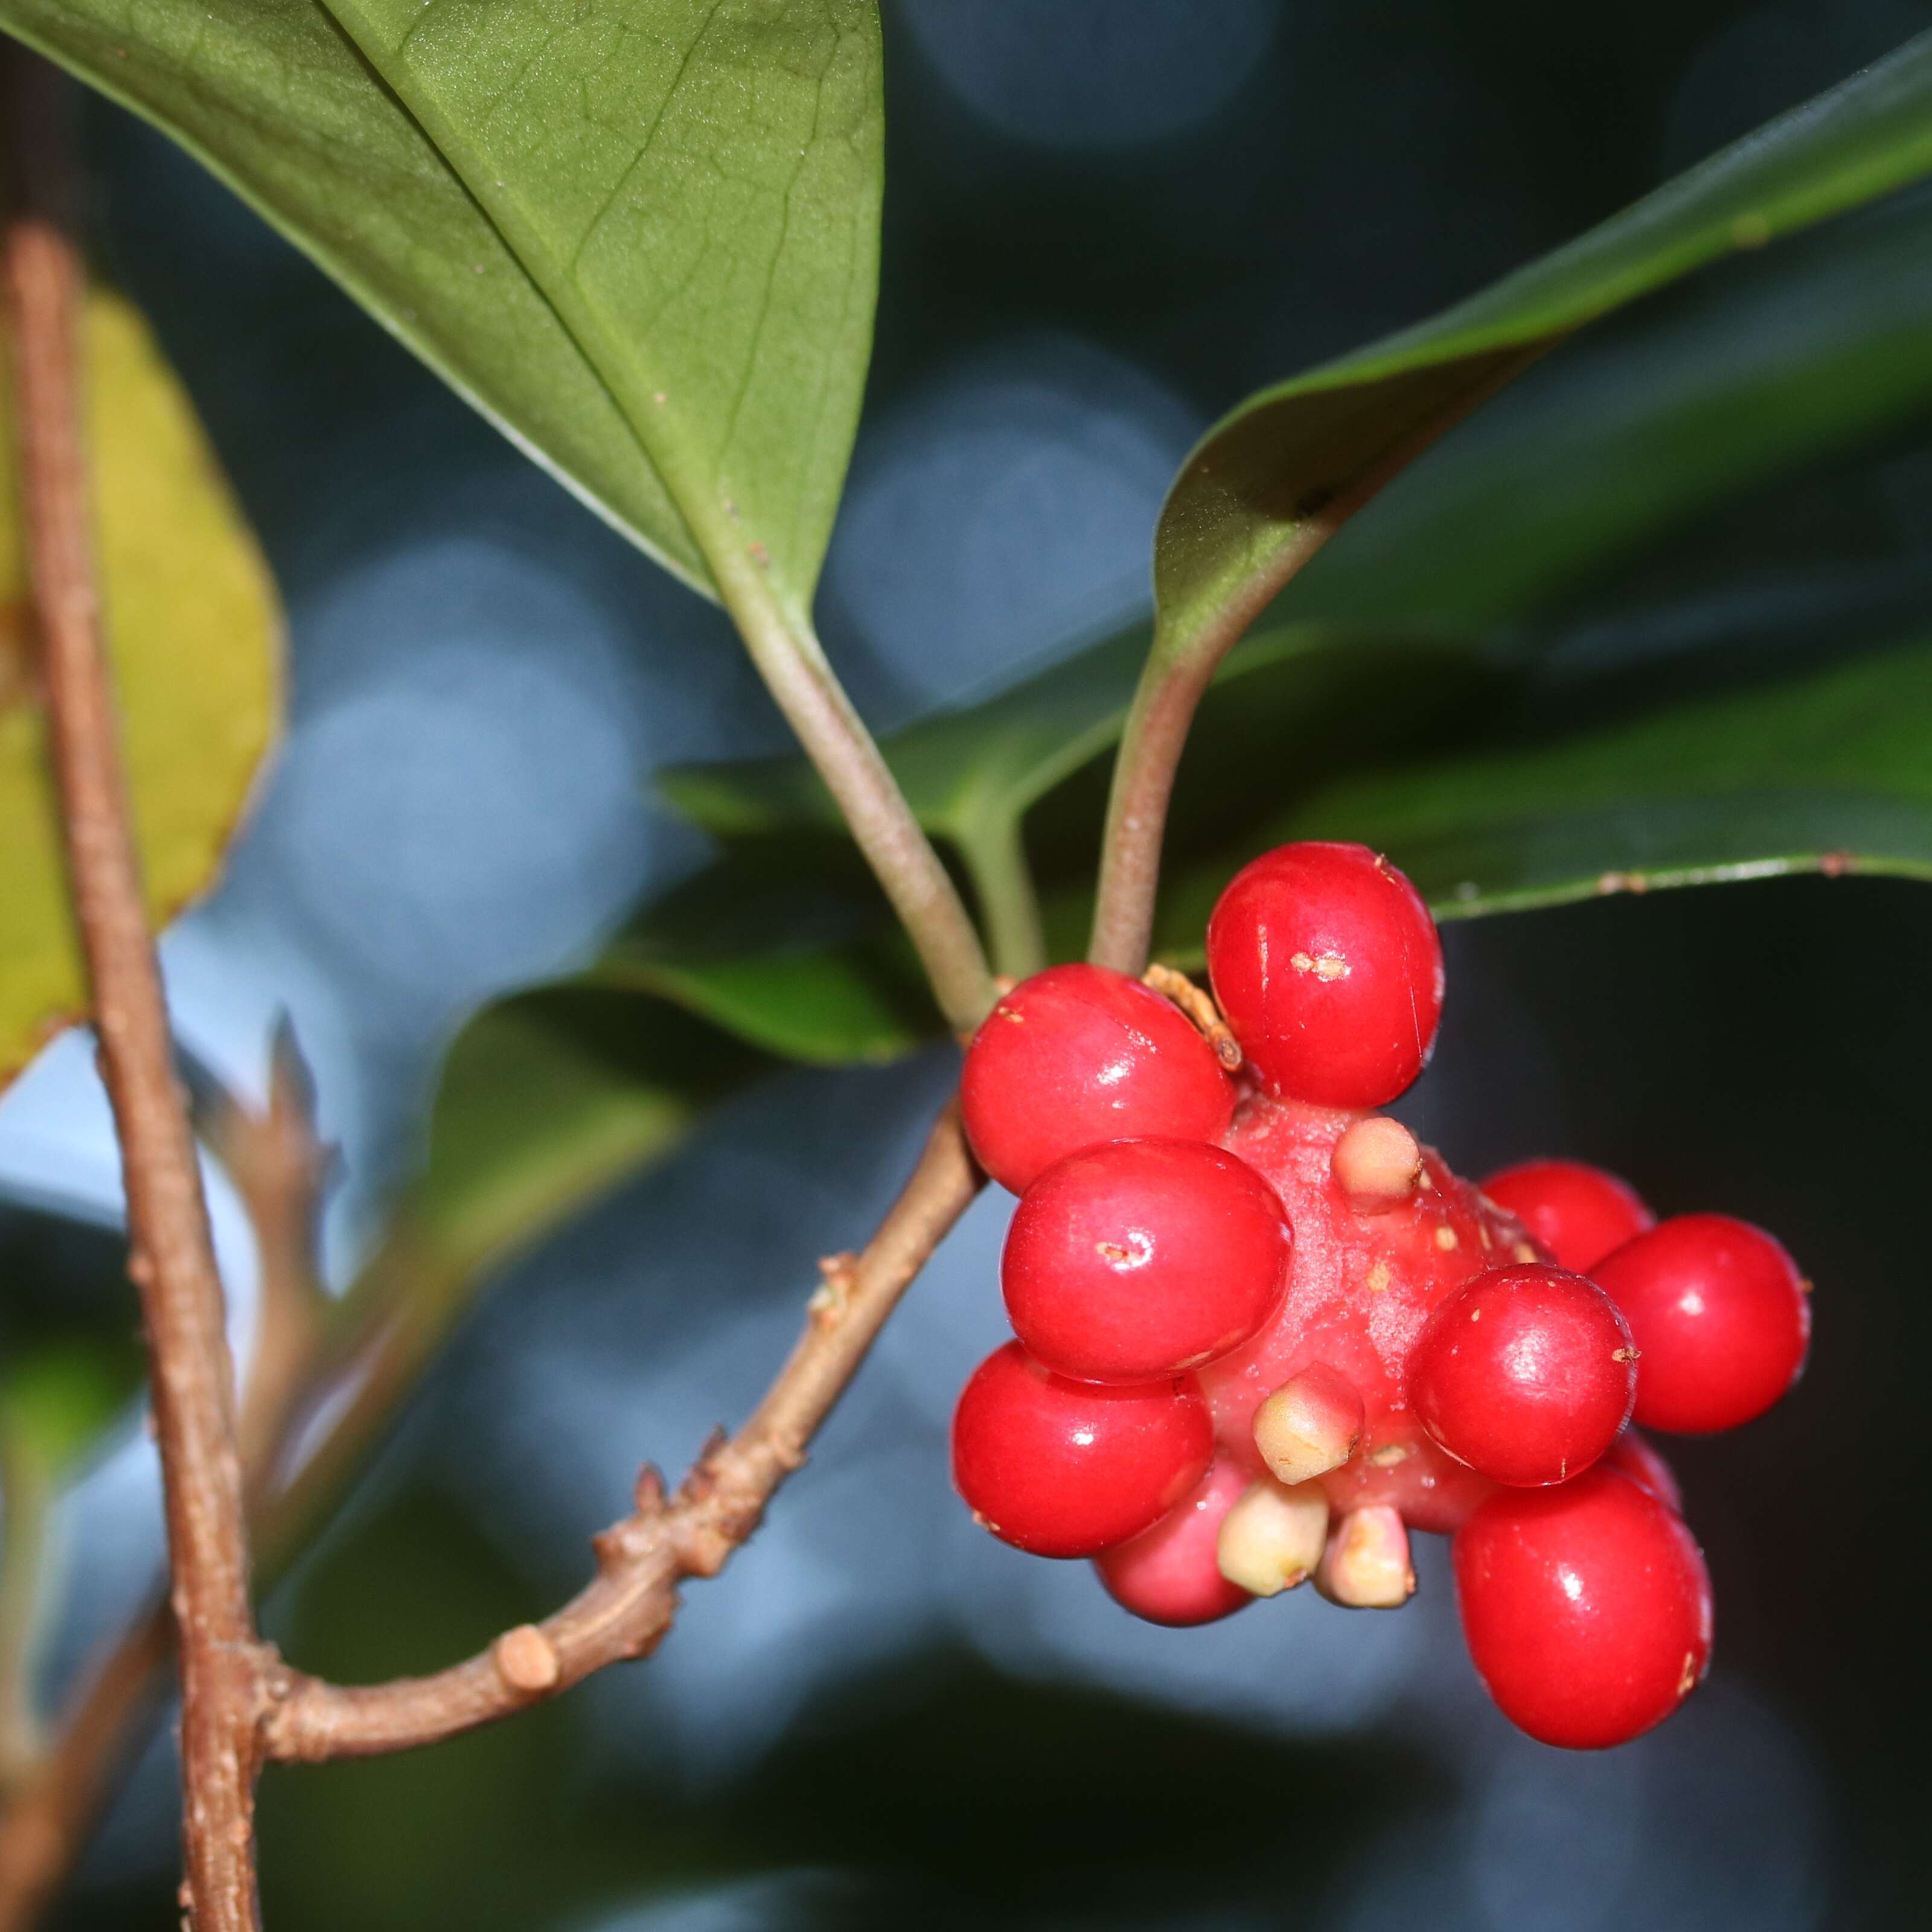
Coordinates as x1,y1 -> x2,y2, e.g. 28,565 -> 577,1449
492,1625 -> 560,1694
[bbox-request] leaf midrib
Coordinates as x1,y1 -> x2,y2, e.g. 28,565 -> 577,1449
321,0 -> 750,606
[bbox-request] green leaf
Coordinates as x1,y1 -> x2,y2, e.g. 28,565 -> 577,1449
0,1334 -> 142,1479
586,846 -> 936,1066
1,0 -> 884,619
411,982 -> 769,1276
635,627 -> 1500,1060
664,621 -> 1493,843
1292,181 -> 1932,630
647,137 -> 1932,1036
1154,29 -> 1932,659
1,287 -> 281,1092
659,168 -> 1932,859
659,622 -> 1152,840
1154,638 -> 1932,946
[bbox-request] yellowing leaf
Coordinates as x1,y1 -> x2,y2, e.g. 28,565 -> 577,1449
1,288 -> 281,1088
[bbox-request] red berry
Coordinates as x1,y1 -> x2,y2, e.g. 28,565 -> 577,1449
1592,1214 -> 1810,1435
952,1342 -> 1213,1558
1206,842 -> 1444,1108
1410,1264 -> 1636,1487
1003,1139 -> 1290,1383
1481,1159 -> 1654,1273
1093,1458 -> 1254,1627
1604,1428 -> 1683,1514
1453,1467 -> 1713,1748
961,964 -> 1235,1194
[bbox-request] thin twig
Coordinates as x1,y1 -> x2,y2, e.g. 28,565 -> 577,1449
261,1104 -> 981,1762
1086,350 -> 1551,976
0,1602 -> 171,1932
2,50 -> 263,1932
181,1024 -> 331,1496
0,1427 -> 52,1787
0,1038 -> 333,1932
0,1099 -> 981,1922
1140,964 -> 1241,1072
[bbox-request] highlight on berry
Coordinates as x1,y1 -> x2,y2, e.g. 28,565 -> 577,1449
952,841 -> 1809,1751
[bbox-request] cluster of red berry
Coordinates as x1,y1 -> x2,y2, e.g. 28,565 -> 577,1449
953,842 -> 1811,1750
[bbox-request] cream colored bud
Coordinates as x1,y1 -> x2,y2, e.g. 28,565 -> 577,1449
1216,1477 -> 1330,1597
1253,1363 -> 1364,1486
1332,1117 -> 1423,1212
1314,1506 -> 1416,1610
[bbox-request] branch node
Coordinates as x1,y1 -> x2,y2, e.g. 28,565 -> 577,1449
671,1518 -> 742,1580
679,1427 -> 733,1504
243,1108 -> 981,1768
808,1252 -> 859,1325
591,1521 -> 648,1573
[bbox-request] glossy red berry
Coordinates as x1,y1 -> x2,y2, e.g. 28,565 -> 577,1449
952,1342 -> 1213,1558
1604,1428 -> 1683,1514
1453,1466 -> 1713,1748
1410,1264 -> 1636,1487
1093,1457 -> 1254,1627
1206,842 -> 1444,1108
1003,1139 -> 1290,1384
1592,1214 -> 1810,1435
961,964 -> 1235,1194
1480,1159 -> 1654,1273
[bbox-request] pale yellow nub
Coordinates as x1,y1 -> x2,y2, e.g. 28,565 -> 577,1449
1215,1477 -> 1330,1596
1314,1506 -> 1416,1610
1253,1372 -> 1361,1485
1331,1116 -> 1422,1211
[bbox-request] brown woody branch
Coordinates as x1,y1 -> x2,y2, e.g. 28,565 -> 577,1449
0,1041 -> 332,1932
0,1095 -> 980,1928
262,1104 -> 981,1761
2,49 -> 264,1932
0,1599 -> 171,1932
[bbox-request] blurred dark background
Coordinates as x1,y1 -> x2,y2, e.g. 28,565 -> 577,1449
4,1 -> 1932,1927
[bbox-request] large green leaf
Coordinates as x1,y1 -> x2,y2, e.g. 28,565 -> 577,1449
409,984 -> 768,1276
663,622 -> 1495,843
1151,639 -> 1932,951
661,168 -> 1932,858
1,1 -> 883,620
1290,181 -> 1932,630
1153,29 -> 1932,661
642,626 -> 1932,1061
1,287 -> 281,1091
584,846 -> 935,1066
